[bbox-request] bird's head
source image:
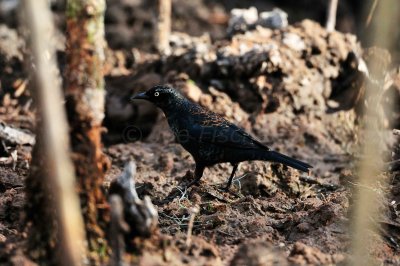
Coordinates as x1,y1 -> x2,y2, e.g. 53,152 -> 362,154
131,85 -> 185,109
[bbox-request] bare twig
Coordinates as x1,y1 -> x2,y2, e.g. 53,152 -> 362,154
0,149 -> 17,170
232,173 -> 249,191
366,0 -> 379,27
0,122 -> 35,145
186,206 -> 199,247
160,212 -> 191,226
109,195 -> 129,266
21,0 -> 86,264
326,0 -> 339,32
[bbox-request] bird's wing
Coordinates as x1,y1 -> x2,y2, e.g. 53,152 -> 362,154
188,113 -> 269,150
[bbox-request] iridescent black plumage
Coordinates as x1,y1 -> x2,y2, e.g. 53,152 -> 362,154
132,85 -> 312,189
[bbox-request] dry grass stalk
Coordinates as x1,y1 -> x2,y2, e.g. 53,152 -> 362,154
326,0 -> 338,32
186,206 -> 199,247
350,0 -> 399,264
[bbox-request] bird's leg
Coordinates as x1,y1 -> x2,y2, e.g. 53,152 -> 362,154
161,164 -> 205,204
224,163 -> 239,191
186,163 -> 205,188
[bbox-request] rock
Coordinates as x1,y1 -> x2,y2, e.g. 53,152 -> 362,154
227,7 -> 258,36
289,242 -> 345,265
282,32 -> 305,52
0,25 -> 24,61
230,240 -> 289,266
169,32 -> 212,57
258,8 -> 288,29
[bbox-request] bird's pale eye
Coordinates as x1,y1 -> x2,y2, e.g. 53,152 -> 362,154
154,92 -> 159,97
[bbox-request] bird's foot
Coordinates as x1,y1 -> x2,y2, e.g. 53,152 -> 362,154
222,185 -> 231,192
218,185 -> 242,198
160,189 -> 181,205
186,179 -> 201,188
160,178 -> 203,204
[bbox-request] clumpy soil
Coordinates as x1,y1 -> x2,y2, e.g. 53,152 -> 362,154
102,19 -> 399,264
1,4 -> 400,266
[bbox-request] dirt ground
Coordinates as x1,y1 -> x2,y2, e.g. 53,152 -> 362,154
1,1 -> 400,265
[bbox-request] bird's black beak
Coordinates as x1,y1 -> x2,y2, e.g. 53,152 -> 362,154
130,92 -> 149,101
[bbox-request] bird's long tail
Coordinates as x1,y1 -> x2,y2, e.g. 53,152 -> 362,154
264,150 -> 312,173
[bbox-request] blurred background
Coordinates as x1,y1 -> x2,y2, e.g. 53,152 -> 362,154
1,0 -> 399,57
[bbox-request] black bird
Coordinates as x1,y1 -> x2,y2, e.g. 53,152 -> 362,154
131,85 -> 312,190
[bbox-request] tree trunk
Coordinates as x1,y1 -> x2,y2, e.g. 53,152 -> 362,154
154,0 -> 171,54
22,0 -> 86,265
65,0 -> 110,263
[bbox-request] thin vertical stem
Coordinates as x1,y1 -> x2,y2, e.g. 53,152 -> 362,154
155,0 -> 171,54
326,0 -> 339,32
350,0 -> 399,264
365,0 -> 379,27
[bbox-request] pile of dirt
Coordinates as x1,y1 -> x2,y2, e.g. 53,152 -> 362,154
102,19 -> 400,265
107,20 -> 362,167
